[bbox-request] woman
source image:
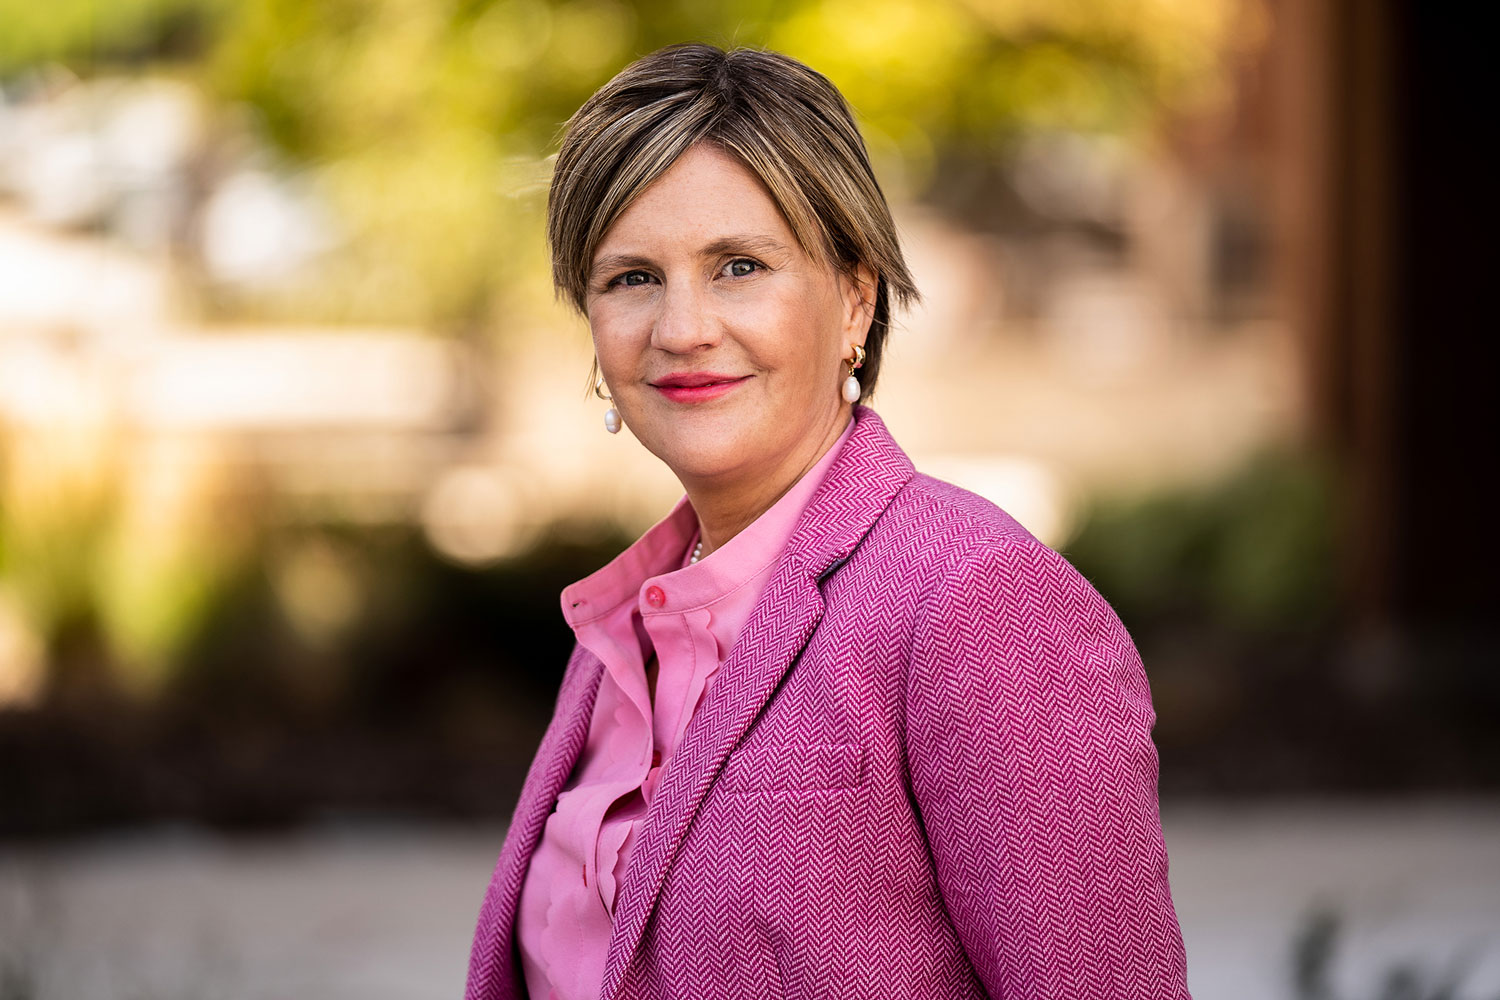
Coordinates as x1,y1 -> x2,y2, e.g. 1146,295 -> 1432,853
467,43 -> 1190,1000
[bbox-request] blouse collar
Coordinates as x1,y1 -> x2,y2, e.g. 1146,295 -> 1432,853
560,414 -> 856,626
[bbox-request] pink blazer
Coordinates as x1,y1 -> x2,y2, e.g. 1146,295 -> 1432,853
467,405 -> 1191,1000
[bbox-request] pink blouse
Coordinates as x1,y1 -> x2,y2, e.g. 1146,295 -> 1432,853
516,416 -> 854,1000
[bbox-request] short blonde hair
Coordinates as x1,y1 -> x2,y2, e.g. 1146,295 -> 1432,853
547,42 -> 919,400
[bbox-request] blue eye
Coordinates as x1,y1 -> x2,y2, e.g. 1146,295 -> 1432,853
619,271 -> 651,287
726,259 -> 760,278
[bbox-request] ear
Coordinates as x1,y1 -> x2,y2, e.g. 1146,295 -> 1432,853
840,262 -> 878,346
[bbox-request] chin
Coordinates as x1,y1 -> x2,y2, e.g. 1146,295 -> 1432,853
639,425 -> 760,484
625,399 -> 731,456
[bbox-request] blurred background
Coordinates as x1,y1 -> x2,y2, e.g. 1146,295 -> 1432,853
0,0 -> 1494,997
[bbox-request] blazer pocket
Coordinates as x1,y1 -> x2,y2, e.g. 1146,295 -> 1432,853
717,741 -> 866,794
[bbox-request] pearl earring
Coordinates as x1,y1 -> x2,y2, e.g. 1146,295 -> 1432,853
841,344 -> 866,404
594,371 -> 622,434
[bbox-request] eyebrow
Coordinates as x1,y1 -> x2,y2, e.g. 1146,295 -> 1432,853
588,234 -> 794,282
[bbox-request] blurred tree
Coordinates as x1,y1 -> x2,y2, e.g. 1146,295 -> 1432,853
0,0 -> 227,72
0,0 -> 1245,330
1063,448 -> 1337,635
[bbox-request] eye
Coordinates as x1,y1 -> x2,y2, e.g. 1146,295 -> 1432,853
609,270 -> 654,289
724,258 -> 761,278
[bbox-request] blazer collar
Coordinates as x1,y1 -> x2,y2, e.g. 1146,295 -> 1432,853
597,404 -> 915,998
787,404 -> 917,581
466,643 -> 606,1000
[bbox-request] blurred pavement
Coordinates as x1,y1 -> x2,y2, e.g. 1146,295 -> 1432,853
3,799 -> 1499,999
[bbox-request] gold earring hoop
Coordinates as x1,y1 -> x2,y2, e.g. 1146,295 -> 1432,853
841,344 -> 866,403
593,371 -> 612,401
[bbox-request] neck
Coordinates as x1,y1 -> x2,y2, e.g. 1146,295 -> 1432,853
686,406 -> 853,559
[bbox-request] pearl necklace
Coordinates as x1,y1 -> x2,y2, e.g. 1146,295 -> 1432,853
690,540 -> 704,564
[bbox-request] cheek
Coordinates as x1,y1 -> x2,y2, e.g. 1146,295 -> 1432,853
589,307 -> 645,375
784,326 -> 843,395
746,286 -> 843,375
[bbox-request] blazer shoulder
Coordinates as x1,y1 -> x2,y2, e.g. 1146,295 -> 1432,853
889,473 -> 1151,710
878,471 -> 1116,622
882,470 -> 1047,557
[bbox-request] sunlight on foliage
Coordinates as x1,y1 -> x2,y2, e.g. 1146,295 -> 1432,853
0,0 -> 226,74
0,0 -> 1243,328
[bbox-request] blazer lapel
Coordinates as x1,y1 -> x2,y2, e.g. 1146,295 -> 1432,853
598,404 -> 916,999
466,644 -> 605,1000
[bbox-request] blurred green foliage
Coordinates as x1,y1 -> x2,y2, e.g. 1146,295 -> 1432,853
0,0 -> 1243,329
0,0 -> 227,72
0,446 -> 120,696
0,456 -> 243,699
1064,448 -> 1338,635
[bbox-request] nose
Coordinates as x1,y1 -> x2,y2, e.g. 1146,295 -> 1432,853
650,281 -> 720,354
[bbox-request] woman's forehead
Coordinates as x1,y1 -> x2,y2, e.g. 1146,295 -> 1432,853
590,146 -> 808,261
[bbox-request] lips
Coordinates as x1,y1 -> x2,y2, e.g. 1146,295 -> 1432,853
650,372 -> 750,403
652,372 -> 744,388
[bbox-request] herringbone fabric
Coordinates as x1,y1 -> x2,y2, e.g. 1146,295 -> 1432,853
466,405 -> 1191,999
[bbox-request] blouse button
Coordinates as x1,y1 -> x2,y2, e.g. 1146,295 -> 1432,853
645,585 -> 666,608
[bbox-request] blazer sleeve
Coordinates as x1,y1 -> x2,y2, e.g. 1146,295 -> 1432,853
901,529 -> 1191,999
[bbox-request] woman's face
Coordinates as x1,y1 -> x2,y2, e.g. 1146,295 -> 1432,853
585,141 -> 874,491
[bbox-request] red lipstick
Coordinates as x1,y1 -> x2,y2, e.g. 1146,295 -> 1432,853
650,371 -> 750,403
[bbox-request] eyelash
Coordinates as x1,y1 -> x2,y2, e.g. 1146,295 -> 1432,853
606,258 -> 764,289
